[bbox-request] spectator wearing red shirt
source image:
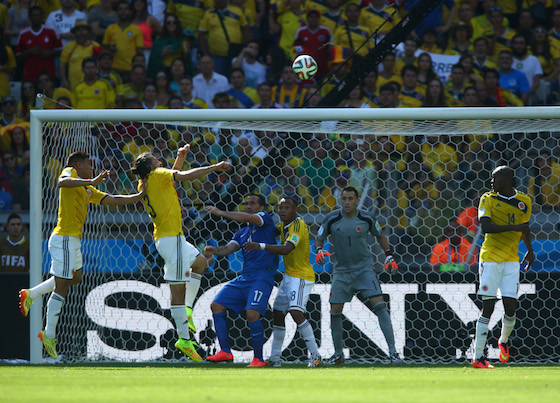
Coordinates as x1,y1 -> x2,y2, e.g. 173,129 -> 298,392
429,220 -> 478,272
16,6 -> 62,82
293,9 -> 332,79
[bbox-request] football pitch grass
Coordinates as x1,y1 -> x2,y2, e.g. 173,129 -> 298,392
1,364 -> 559,402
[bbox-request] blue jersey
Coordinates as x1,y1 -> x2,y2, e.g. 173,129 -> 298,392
231,211 -> 278,282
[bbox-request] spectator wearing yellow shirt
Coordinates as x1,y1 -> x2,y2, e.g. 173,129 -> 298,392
0,31 -> 16,99
0,97 -> 25,129
179,76 -> 209,110
97,50 -> 123,90
272,65 -> 308,108
60,19 -> 102,91
445,21 -> 473,56
72,57 -> 116,109
395,37 -> 419,77
377,53 -> 402,89
359,0 -> 400,39
36,72 -> 73,110
168,0 -> 210,38
321,0 -> 347,36
142,83 -> 167,110
485,7 -> 516,62
102,0 -> 144,75
421,135 -> 458,185
399,65 -> 425,108
116,64 -> 146,106
199,0 -> 250,76
419,28 -> 444,54
333,3 -> 372,58
269,0 -> 306,61
444,63 -> 467,106
226,68 -> 259,108
473,37 -> 498,74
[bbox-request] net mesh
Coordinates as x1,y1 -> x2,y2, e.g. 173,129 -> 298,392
38,114 -> 560,364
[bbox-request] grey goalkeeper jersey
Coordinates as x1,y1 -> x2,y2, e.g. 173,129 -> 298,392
317,209 -> 382,273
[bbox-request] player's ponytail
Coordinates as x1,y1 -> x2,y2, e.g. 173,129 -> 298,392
131,152 -> 155,180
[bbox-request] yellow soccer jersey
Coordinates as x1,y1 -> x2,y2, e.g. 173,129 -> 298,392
169,0 -> 210,35
359,5 -> 400,35
72,78 -> 116,109
478,190 -> 532,262
102,23 -> 144,72
199,6 -> 248,58
61,40 -> 102,90
279,217 -> 315,281
271,83 -> 308,108
52,167 -> 108,237
139,168 -> 183,241
333,24 -> 372,57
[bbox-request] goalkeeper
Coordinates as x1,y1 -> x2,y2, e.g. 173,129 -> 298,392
315,186 -> 403,365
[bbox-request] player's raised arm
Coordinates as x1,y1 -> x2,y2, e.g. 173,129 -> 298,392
174,160 -> 231,182
101,181 -> 148,206
243,241 -> 294,255
204,206 -> 264,226
171,144 -> 190,170
204,242 -> 240,258
59,170 -> 109,187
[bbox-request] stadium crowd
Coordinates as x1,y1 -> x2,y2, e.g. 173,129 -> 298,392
1,0 -> 560,271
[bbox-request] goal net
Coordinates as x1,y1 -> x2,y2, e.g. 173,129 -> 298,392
30,107 -> 560,364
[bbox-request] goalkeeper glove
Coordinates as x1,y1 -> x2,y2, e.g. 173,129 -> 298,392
315,248 -> 331,265
384,251 -> 398,273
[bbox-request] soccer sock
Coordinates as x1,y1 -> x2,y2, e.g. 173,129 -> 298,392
212,312 -> 231,353
170,305 -> 190,340
474,316 -> 490,360
500,314 -> 516,344
331,312 -> 344,356
371,302 -> 397,355
185,272 -> 202,309
249,319 -> 264,361
29,277 -> 55,300
270,325 -> 286,360
298,319 -> 319,355
44,293 -> 65,339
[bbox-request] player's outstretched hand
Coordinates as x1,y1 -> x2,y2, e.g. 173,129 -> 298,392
204,246 -> 215,266
315,249 -> 330,266
521,250 -> 535,271
384,255 -> 398,273
243,242 -> 260,252
204,206 -> 223,216
177,144 -> 190,158
91,170 -> 109,186
215,161 -> 231,172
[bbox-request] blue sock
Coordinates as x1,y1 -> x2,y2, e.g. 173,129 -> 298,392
212,312 -> 231,353
249,319 -> 264,361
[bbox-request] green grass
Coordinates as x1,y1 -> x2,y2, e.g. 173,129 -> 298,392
1,364 -> 559,402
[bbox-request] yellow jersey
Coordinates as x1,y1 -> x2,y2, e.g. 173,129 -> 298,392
199,6 -> 248,58
169,0 -> 211,35
478,190 -> 532,262
138,168 -> 183,241
52,167 -> 108,237
60,40 -> 102,90
102,23 -> 144,72
72,78 -> 116,109
279,217 -> 315,281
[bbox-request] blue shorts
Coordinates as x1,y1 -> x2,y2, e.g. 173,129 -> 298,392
213,276 -> 274,316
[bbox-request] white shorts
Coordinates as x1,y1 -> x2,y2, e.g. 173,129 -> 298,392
478,261 -> 520,299
273,273 -> 314,313
155,235 -> 200,282
49,234 -> 82,279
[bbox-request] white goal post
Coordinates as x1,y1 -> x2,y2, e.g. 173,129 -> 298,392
29,107 -> 560,364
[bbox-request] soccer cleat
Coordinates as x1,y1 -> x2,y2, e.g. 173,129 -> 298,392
186,306 -> 196,334
264,357 -> 282,367
498,338 -> 510,363
247,358 -> 266,367
19,289 -> 33,317
206,350 -> 234,363
308,353 -> 322,368
326,354 -> 344,365
174,338 -> 202,362
471,356 -> 495,369
38,330 -> 58,359
390,352 -> 404,365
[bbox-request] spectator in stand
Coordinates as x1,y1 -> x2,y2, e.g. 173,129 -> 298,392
527,150 -> 560,212
252,82 -> 283,109
333,3 -> 371,65
399,65 -> 424,108
45,0 -> 87,46
265,45 -> 289,85
459,54 -> 481,86
343,85 -> 371,108
419,28 -> 444,55
446,21 -> 474,56
131,0 -> 161,62
16,6 -> 63,83
473,0 -> 507,40
154,70 -> 175,107
142,83 -> 165,109
179,75 -> 209,109
169,57 -> 186,96
486,6 -> 516,61
362,70 -> 379,105
416,52 -> 437,88
462,86 -> 481,106
445,64 -> 467,106
11,165 -> 30,212
5,0 -> 31,48
406,0 -> 456,39
550,8 -> 560,59
294,9 -> 332,80
531,26 -> 553,78
6,125 -> 30,165
168,0 -> 207,39
272,64 -> 308,108
423,79 -> 448,107
0,213 -> 29,272
116,64 -> 147,106
456,2 -> 483,40
97,50 -> 123,90
360,0 -> 400,39
103,0 -> 144,76
199,0 -> 249,77
473,37 -> 498,75
516,9 -> 535,44
0,31 -> 15,99
395,37 -> 419,76
474,80 -> 498,106
18,81 -> 37,121
72,57 -> 116,109
60,20 -> 103,91
510,34 -> 544,104
321,0 -> 346,36
148,14 -> 192,78
497,50 -> 530,104
377,52 -> 402,90
483,68 -> 523,106
37,72 -> 73,110
192,56 -> 230,107
1,150 -> 24,183
0,97 -> 25,128
227,68 -> 259,108
269,0 -> 306,61
348,143 -> 377,209
231,41 -> 267,89
429,220 -> 477,272
88,0 -> 119,43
